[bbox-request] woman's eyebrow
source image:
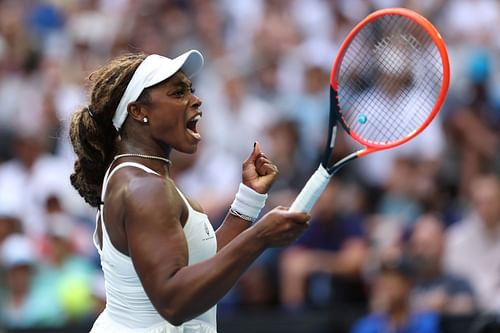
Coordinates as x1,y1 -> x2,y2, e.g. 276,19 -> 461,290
170,77 -> 192,88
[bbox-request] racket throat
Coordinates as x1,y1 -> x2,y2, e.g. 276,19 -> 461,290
322,87 -> 341,168
327,152 -> 359,175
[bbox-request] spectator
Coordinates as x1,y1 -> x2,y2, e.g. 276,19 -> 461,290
376,158 -> 425,230
0,131 -> 76,238
37,215 -> 97,323
264,118 -> 306,194
285,64 -> 330,169
0,234 -> 63,328
443,50 -> 500,197
201,68 -> 275,163
280,180 -> 368,310
409,214 -> 476,315
444,174 -> 500,313
352,256 -> 441,333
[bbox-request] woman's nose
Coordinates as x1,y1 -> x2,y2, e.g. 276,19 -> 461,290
191,94 -> 202,109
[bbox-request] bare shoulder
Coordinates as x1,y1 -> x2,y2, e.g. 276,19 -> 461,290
123,170 -> 185,220
120,168 -> 204,215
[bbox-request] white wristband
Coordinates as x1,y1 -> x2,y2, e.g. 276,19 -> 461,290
230,183 -> 268,222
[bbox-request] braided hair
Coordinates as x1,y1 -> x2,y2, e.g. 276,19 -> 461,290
69,53 -> 149,207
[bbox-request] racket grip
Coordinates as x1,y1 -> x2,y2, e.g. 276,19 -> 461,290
289,165 -> 332,213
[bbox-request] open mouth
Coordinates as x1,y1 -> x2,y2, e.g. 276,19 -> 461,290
186,113 -> 202,140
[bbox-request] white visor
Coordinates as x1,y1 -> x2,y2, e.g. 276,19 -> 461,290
112,50 -> 204,131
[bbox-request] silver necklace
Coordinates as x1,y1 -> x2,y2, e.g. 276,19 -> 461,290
113,153 -> 172,166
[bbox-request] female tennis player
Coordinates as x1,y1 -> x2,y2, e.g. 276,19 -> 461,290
69,50 -> 310,333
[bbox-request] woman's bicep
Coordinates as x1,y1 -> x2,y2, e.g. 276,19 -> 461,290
124,178 -> 188,308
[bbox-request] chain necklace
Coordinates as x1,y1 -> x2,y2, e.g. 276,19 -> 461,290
113,153 -> 172,166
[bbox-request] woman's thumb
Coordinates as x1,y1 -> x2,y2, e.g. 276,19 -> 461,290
243,141 -> 261,164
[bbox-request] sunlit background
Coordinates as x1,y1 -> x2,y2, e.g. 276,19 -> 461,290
0,0 -> 499,332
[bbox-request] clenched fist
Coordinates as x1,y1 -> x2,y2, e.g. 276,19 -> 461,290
242,142 -> 279,194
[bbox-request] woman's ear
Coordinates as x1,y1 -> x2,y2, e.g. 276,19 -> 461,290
127,103 -> 148,123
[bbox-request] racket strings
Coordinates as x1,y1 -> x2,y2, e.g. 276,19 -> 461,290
353,27 -> 432,141
337,14 -> 443,145
350,30 -> 437,141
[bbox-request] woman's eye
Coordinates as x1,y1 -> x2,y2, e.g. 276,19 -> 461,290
172,86 -> 194,98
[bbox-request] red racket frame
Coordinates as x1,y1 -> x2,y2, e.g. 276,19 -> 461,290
329,8 -> 450,158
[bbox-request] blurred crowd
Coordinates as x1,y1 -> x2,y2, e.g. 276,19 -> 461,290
0,0 -> 499,331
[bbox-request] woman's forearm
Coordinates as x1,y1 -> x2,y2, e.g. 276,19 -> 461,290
215,212 -> 253,251
154,225 -> 265,325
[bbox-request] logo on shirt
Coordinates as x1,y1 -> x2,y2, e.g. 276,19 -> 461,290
202,222 -> 215,241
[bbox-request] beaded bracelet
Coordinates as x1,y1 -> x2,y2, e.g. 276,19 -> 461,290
229,208 -> 254,222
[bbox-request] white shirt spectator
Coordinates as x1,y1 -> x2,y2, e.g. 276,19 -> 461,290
444,213 -> 500,313
0,154 -> 80,237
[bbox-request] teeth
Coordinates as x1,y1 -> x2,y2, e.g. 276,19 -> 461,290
187,129 -> 201,140
187,113 -> 202,141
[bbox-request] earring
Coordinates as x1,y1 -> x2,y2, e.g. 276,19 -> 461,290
143,117 -> 148,124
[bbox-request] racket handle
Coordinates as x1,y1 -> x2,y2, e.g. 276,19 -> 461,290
289,164 -> 332,213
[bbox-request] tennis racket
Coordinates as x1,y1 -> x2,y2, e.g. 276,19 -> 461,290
289,8 -> 450,213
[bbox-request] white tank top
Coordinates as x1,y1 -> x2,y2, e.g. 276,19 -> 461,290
93,162 -> 217,332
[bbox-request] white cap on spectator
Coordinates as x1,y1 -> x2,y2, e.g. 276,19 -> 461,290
0,234 -> 35,268
112,50 -> 204,131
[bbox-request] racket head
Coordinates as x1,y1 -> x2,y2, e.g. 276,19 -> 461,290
329,8 -> 450,156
